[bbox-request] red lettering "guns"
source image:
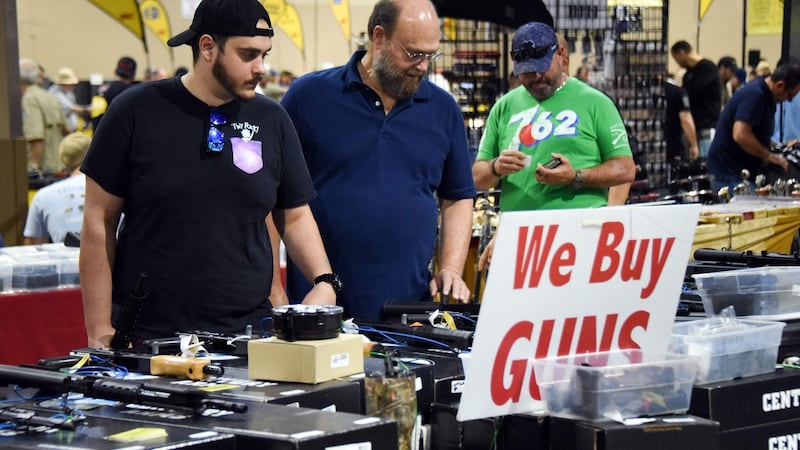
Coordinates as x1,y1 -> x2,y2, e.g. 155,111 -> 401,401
490,311 -> 649,406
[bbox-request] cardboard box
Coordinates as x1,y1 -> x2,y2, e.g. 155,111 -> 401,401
548,415 -> 720,450
248,333 -> 364,384
688,367 -> 800,430
718,417 -> 800,450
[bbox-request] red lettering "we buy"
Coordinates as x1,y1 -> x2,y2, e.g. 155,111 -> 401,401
513,223 -> 674,298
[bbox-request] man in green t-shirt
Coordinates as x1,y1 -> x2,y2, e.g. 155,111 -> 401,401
472,21 -> 635,268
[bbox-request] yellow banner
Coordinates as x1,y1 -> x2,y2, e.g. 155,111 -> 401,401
747,0 -> 784,35
278,3 -> 304,54
261,0 -> 288,22
329,0 -> 351,42
442,17 -> 457,41
86,0 -> 144,42
699,0 -> 714,20
260,0 -> 303,53
139,0 -> 171,48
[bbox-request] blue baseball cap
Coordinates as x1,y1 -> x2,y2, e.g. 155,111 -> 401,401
511,22 -> 559,75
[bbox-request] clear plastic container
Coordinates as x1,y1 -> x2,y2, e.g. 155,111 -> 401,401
58,256 -> 80,287
669,318 -> 785,383
8,253 -> 60,292
693,266 -> 800,317
0,245 -> 40,257
0,255 -> 13,293
532,349 -> 697,421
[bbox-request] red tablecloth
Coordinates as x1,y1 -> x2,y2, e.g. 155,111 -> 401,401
0,266 -> 287,366
0,288 -> 86,366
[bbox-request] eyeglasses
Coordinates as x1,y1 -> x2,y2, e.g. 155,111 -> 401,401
395,40 -> 443,64
208,109 -> 226,153
510,40 -> 558,62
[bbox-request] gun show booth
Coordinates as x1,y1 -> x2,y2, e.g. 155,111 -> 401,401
1,204 -> 799,450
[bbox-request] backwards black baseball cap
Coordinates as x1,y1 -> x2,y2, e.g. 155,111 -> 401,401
167,0 -> 274,47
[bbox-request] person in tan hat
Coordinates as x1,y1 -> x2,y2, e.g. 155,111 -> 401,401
24,132 -> 92,244
48,67 -> 89,132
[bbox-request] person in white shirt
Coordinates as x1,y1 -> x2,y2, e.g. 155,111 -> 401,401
24,132 -> 91,244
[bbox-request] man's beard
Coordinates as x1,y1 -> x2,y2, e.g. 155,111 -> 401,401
212,55 -> 258,100
524,73 -> 561,101
373,50 -> 423,101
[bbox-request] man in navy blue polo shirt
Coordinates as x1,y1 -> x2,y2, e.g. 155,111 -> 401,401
281,0 -> 476,321
706,63 -> 800,194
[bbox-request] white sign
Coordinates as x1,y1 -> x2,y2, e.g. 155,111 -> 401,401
457,204 -> 701,422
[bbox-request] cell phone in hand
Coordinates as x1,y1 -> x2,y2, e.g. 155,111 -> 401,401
542,158 -> 561,169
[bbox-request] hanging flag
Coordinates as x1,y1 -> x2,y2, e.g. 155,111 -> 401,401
261,0 -> 288,22
140,0 -> 172,48
699,0 -> 714,20
86,0 -> 146,49
329,0 -> 351,42
442,17 -> 457,41
278,3 -> 305,55
261,0 -> 304,55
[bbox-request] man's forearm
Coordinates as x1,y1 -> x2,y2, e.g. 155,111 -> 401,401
734,128 -> 773,161
79,217 -> 117,345
266,213 -> 288,306
472,159 -> 500,190
679,112 -> 698,148
438,198 -> 473,274
273,206 -> 332,283
29,140 -> 44,169
583,156 -> 636,188
607,183 -> 630,206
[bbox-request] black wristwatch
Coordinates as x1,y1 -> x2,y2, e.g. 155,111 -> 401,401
314,273 -> 343,295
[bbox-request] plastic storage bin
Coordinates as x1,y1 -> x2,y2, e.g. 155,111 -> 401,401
57,256 -> 80,286
9,253 -> 60,291
693,266 -> 800,317
532,350 -> 697,421
669,318 -> 785,383
0,255 -> 13,293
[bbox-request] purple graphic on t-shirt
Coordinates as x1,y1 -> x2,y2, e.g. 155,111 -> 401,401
231,138 -> 263,174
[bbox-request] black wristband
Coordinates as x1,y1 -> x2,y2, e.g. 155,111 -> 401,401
490,157 -> 501,177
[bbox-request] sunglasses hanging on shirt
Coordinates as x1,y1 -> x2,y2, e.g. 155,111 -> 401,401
207,109 -> 227,153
